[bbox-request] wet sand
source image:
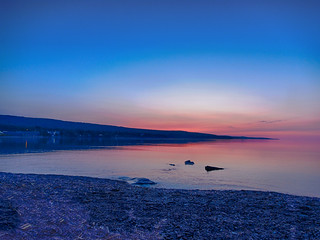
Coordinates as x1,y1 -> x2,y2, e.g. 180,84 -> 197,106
0,172 -> 319,239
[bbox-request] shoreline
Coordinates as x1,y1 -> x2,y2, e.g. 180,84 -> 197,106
1,172 -> 319,239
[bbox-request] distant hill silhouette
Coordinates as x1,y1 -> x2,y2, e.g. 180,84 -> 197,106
0,115 -> 269,140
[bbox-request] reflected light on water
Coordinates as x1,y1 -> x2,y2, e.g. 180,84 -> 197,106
0,138 -> 319,197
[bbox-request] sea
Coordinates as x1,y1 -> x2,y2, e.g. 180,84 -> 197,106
0,136 -> 319,197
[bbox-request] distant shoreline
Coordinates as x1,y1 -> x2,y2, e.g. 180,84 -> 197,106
0,114 -> 272,140
1,172 -> 319,239
0,135 -> 273,155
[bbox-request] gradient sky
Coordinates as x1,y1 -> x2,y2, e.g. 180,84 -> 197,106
1,0 -> 320,138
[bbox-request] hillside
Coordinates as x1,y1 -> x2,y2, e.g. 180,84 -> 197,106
0,115 -> 267,139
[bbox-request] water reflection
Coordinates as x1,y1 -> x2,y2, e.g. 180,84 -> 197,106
0,137 -> 319,197
0,136 -> 215,154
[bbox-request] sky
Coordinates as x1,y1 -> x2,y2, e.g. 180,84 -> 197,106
1,0 -> 320,138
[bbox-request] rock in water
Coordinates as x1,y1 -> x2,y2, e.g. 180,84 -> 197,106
133,178 -> 156,185
118,176 -> 134,181
185,160 -> 195,165
205,166 -> 224,171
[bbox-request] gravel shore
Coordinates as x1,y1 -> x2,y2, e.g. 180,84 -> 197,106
0,172 -> 319,239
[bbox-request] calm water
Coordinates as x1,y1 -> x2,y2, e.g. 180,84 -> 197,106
0,137 -> 319,197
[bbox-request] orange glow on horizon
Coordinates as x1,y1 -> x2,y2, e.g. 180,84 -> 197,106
101,116 -> 320,139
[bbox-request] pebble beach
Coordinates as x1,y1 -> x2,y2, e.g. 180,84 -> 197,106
1,172 -> 319,239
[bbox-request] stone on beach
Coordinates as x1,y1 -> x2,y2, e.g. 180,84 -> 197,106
119,177 -> 156,185
118,176 -> 133,181
133,178 -> 156,185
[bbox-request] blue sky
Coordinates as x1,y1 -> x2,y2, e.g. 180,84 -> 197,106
1,0 -> 320,137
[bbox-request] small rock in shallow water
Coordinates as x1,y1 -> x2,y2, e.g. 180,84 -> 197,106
118,176 -> 134,181
118,176 -> 156,185
205,166 -> 224,171
185,160 -> 194,165
133,178 -> 156,185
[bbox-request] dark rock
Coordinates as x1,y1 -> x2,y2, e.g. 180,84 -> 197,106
205,166 -> 224,171
169,164 -> 175,166
185,160 -> 194,165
